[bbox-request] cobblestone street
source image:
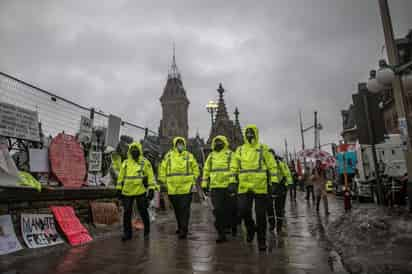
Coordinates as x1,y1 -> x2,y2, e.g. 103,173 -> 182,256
1,192 -> 348,274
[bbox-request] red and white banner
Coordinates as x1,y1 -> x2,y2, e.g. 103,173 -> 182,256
50,206 -> 92,246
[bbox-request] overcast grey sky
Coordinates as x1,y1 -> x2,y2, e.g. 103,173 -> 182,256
1,0 -> 411,153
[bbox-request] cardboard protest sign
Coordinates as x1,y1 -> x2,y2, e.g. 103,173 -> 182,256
78,116 -> 93,144
49,133 -> 86,188
90,202 -> 120,226
20,214 -> 64,248
50,206 -> 92,246
0,101 -> 40,142
0,215 -> 23,255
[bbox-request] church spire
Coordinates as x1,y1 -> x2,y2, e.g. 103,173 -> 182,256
214,83 -> 230,123
168,43 -> 181,80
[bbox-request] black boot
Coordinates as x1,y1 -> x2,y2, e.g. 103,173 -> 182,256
268,217 -> 275,231
247,228 -> 255,243
216,234 -> 227,243
258,240 -> 267,251
121,235 -> 132,242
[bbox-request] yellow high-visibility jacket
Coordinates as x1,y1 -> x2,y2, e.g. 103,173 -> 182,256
116,142 -> 155,196
202,135 -> 235,189
231,124 -> 279,194
158,137 -> 200,195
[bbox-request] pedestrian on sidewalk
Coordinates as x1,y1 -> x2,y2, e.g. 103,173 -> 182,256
116,142 -> 155,241
158,137 -> 199,239
311,160 -> 330,215
231,125 -> 279,251
304,166 -> 315,202
202,135 -> 237,243
289,160 -> 298,201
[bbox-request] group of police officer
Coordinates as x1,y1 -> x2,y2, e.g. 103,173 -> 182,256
113,124 -> 293,251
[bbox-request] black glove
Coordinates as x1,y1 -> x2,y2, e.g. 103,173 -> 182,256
267,184 -> 273,196
227,183 -> 238,194
116,190 -> 122,197
143,176 -> 148,188
272,184 -> 280,196
147,189 -> 154,201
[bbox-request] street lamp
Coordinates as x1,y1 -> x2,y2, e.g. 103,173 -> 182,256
206,100 -> 218,127
367,59 -> 412,92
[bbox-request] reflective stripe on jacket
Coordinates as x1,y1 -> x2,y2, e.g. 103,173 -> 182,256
202,135 -> 235,189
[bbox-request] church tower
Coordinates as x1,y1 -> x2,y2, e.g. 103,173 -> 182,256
207,83 -> 243,151
159,49 -> 189,154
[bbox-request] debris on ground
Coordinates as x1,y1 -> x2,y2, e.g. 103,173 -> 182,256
328,206 -> 412,274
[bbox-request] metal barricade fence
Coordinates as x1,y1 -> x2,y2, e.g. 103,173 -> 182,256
0,72 -> 154,142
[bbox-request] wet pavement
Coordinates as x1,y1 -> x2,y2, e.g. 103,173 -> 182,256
1,192 -> 348,274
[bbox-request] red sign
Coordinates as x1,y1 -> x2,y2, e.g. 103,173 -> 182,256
337,144 -> 356,153
49,133 -> 86,188
50,206 -> 92,246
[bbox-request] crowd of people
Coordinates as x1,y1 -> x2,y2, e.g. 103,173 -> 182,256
111,124 -> 330,252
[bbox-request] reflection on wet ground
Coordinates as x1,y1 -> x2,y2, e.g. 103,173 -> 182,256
2,192 -> 348,274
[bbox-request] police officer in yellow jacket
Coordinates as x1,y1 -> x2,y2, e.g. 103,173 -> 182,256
231,125 -> 279,251
269,152 -> 292,235
202,135 -> 237,243
116,142 -> 155,241
158,137 -> 199,239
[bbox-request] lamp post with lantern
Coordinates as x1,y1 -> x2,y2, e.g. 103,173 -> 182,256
366,0 -> 412,211
206,100 -> 218,128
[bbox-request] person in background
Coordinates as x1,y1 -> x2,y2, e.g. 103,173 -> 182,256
312,160 -> 330,215
116,142 -> 155,241
289,160 -> 298,201
202,135 -> 237,243
305,166 -> 315,202
158,137 -> 199,239
104,146 -> 122,186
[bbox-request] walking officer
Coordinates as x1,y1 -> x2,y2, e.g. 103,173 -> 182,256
202,135 -> 237,243
272,154 -> 292,235
158,137 -> 199,239
231,125 -> 279,251
116,142 -> 155,241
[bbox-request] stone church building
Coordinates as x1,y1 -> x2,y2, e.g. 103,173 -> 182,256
158,52 -> 243,161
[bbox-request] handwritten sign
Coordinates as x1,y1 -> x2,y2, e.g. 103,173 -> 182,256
49,133 -> 86,188
78,116 -> 92,143
88,151 -> 102,172
90,202 -> 120,226
0,215 -> 23,255
0,101 -> 40,141
21,214 -> 64,248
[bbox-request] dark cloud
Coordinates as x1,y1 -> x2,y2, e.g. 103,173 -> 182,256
0,0 -> 411,153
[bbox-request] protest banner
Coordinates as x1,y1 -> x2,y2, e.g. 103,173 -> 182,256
90,202 -> 120,226
0,215 -> 23,255
0,101 -> 40,142
20,214 -> 64,248
49,133 -> 86,188
50,206 -> 92,246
